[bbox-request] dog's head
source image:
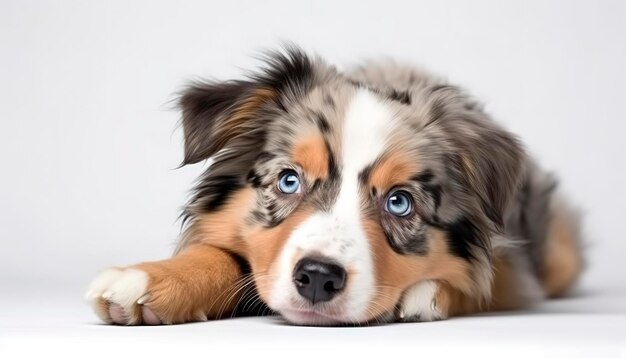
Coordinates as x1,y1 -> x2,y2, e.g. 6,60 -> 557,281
178,47 -> 525,325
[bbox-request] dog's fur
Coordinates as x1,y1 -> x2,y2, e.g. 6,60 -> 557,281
85,47 -> 583,326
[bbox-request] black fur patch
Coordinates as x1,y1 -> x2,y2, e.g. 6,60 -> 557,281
388,89 -> 411,105
250,209 -> 266,223
443,217 -> 476,259
420,214 -> 489,261
358,165 -> 373,186
315,112 -> 331,134
411,170 -> 442,209
441,217 -> 487,261
324,139 -> 339,181
253,46 -> 314,99
246,169 -> 263,188
264,201 -> 286,229
423,183 -> 442,209
195,175 -> 243,211
384,230 -> 429,256
411,169 -> 435,183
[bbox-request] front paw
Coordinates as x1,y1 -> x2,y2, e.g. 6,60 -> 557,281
85,267 -> 162,325
397,280 -> 448,322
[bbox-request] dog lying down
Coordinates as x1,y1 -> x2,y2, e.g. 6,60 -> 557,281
86,46 -> 583,326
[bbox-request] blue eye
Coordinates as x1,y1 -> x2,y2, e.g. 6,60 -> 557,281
385,191 -> 412,217
277,171 -> 301,194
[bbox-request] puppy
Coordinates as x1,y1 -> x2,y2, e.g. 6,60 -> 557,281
85,47 -> 583,326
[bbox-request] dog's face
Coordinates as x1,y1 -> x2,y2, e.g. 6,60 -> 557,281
179,48 -> 524,325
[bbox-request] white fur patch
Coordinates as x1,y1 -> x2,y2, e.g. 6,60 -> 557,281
85,268 -> 149,322
269,89 -> 396,323
398,280 -> 446,322
341,89 -> 394,175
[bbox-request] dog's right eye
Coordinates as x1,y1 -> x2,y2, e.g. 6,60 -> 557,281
277,170 -> 301,194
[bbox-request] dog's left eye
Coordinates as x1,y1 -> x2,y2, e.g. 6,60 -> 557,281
277,170 -> 301,194
385,190 -> 412,217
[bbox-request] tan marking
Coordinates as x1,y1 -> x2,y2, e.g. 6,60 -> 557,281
292,135 -> 329,180
369,150 -> 420,191
432,282 -> 482,317
542,213 -> 582,297
134,244 -> 245,324
436,253 -> 545,317
361,219 -> 472,321
486,256 -> 531,311
285,85 -> 353,178
180,187 -> 256,256
243,208 -> 315,303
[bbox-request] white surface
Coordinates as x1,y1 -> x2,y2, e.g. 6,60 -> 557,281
1,284 -> 626,356
1,0 -> 626,355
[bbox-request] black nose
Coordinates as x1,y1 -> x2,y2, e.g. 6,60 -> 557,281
293,257 -> 346,304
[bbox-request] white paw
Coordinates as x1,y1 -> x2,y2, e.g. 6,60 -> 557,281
84,268 -> 157,325
397,280 -> 446,322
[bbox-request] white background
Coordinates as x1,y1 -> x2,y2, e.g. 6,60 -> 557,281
1,0 -> 625,356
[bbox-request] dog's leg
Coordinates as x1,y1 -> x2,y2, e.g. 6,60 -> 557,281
397,281 -> 485,322
85,244 -> 245,325
397,254 -> 547,322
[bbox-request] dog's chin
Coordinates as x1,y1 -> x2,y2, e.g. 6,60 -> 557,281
279,308 -> 348,326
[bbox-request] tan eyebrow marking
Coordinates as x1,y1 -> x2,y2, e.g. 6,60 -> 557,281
369,150 -> 421,192
292,135 -> 330,180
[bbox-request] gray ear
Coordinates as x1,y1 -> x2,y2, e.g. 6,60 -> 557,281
451,114 -> 526,229
178,46 -> 314,165
425,84 -> 526,230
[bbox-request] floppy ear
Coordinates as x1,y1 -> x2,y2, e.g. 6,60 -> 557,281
178,46 -> 315,165
427,85 -> 526,230
179,80 -> 275,165
453,114 -> 526,230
